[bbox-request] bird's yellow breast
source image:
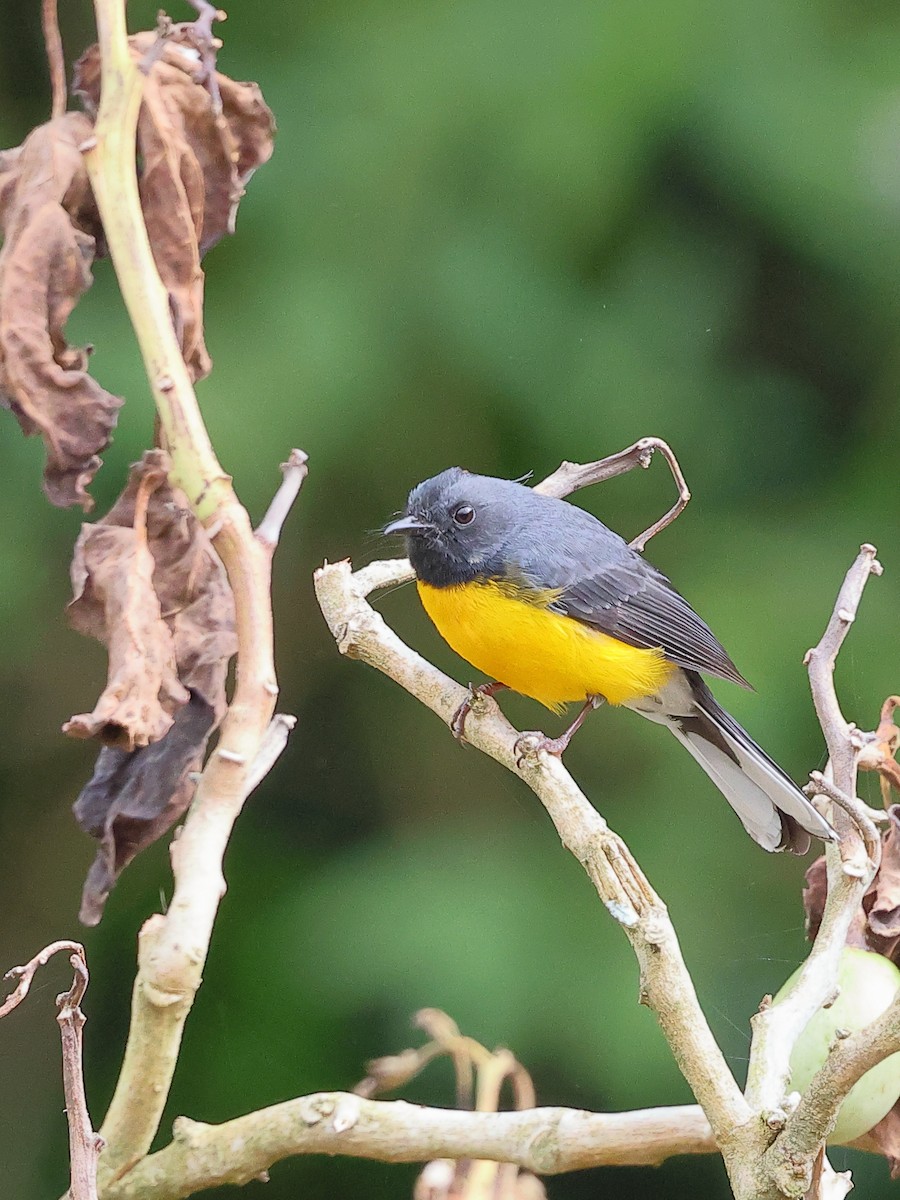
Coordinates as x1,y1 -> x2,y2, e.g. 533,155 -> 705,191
416,579 -> 675,712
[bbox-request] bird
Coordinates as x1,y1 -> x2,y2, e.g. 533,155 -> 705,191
383,467 -> 837,854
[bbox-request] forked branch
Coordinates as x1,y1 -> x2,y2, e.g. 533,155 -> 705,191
534,435 -> 691,551
1,943 -> 101,1200
81,0 -> 300,1186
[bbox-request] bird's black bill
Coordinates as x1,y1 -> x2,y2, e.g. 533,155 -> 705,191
383,515 -> 430,536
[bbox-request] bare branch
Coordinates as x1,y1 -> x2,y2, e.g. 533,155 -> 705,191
41,0 -> 66,120
0,940 -> 86,1018
101,1095 -> 716,1199
138,0 -> 226,111
255,449 -> 309,550
244,713 -> 296,792
82,2 -> 298,1184
768,987 -> 900,1177
804,544 -> 883,796
743,545 -> 883,1194
57,952 -> 103,1200
315,557 -> 751,1151
533,436 -> 691,551
1,943 -> 101,1200
805,771 -> 882,866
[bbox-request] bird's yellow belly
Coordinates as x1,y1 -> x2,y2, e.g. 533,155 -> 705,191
417,580 -> 675,712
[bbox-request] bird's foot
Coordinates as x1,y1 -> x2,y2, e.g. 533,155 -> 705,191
514,731 -> 567,768
513,695 -> 604,768
450,681 -> 508,743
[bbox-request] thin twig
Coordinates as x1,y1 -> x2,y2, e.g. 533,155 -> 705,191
57,952 -> 103,1200
100,1095 -> 717,1200
255,450 -> 309,549
180,0 -> 226,113
805,771 -> 882,866
41,0 -> 67,120
138,1 -> 226,110
533,436 -> 691,551
243,713 -> 296,792
367,436 -> 692,654
1,943 -> 101,1200
413,1009 -> 476,1111
0,940 -> 85,1018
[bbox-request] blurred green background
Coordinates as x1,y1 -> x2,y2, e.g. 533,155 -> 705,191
2,1 -> 900,1197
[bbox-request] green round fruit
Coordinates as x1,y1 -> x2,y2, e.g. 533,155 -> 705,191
774,946 -> 900,1143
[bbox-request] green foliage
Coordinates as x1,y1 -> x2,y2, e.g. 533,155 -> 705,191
2,1 -> 900,1197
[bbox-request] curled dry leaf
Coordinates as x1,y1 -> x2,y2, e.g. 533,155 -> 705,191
804,807 -> 900,962
65,461 -> 188,749
74,692 -> 216,925
68,450 -> 237,922
0,112 -> 122,509
867,808 -> 900,949
74,35 -> 275,381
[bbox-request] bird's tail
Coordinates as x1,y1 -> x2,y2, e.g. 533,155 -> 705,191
643,674 -> 837,853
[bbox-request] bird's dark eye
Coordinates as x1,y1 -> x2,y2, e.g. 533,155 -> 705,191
452,503 -> 475,527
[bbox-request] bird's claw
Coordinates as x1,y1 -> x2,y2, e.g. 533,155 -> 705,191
514,731 -> 565,769
450,686 -> 479,743
450,682 -> 505,744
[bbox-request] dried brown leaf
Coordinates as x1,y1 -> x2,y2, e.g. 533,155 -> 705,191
0,113 -> 122,509
863,807 -> 900,960
74,36 -> 275,381
804,811 -> 900,964
74,692 -> 215,925
65,463 -> 188,749
69,450 -> 237,921
65,527 -> 186,747
65,449 -> 236,748
101,449 -> 237,718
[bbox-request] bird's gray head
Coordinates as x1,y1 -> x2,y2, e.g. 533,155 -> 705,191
383,468 -> 534,587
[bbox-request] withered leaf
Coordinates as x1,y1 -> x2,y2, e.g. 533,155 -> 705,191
65,463 -> 188,750
65,449 -> 236,748
74,691 -> 215,925
75,36 -> 275,381
69,450 -> 237,922
0,112 -> 122,509
804,807 -> 900,963
100,449 -> 238,717
866,807 -> 900,949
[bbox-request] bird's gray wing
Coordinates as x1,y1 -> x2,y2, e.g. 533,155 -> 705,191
499,496 -> 750,687
503,503 -> 748,687
548,555 -> 750,687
